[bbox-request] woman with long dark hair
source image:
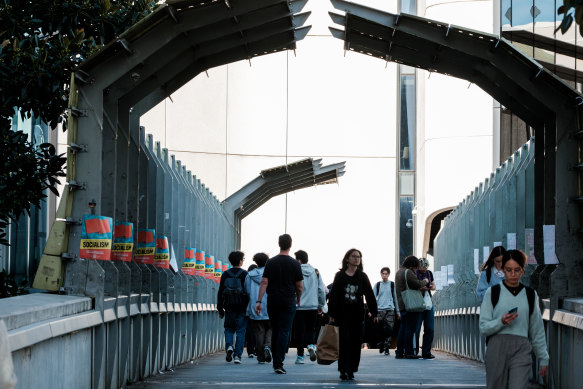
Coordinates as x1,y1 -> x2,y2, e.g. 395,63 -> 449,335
475,246 -> 507,303
328,249 -> 378,381
479,250 -> 548,388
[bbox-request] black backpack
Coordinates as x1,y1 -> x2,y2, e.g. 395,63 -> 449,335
222,269 -> 249,309
485,284 -> 535,345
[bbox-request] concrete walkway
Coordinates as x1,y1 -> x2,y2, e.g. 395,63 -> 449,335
129,349 -> 486,388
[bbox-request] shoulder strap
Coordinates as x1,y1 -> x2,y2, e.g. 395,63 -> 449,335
490,284 -> 501,308
391,281 -> 395,295
490,283 -> 534,315
486,268 -> 492,284
525,286 -> 535,316
375,282 -> 380,295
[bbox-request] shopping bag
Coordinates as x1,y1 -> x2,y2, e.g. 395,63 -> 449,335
401,269 -> 425,312
316,324 -> 339,365
423,292 -> 433,310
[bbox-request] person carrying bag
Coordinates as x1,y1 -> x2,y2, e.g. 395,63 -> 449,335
316,324 -> 339,365
401,269 -> 425,312
394,256 -> 429,359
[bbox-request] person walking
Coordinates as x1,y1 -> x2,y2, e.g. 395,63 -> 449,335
245,253 -> 272,364
414,258 -> 436,359
255,234 -> 303,374
245,263 -> 258,358
292,250 -> 326,364
479,249 -> 548,389
476,246 -> 507,303
373,266 -> 400,355
394,255 -> 429,359
217,251 -> 249,364
328,248 -> 378,381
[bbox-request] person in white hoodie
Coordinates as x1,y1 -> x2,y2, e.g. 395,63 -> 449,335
292,250 -> 327,364
245,253 -> 272,364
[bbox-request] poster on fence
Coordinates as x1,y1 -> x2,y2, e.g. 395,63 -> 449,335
447,264 -> 455,284
434,271 -> 442,290
134,229 -> 155,264
525,228 -> 536,264
79,215 -> 113,260
474,249 -> 480,275
507,233 -> 516,250
112,222 -> 133,262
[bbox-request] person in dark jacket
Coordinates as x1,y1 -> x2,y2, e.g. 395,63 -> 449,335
217,251 -> 248,364
394,255 -> 429,359
328,248 -> 378,381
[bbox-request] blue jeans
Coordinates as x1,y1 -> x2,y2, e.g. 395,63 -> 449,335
396,311 -> 420,356
415,307 -> 435,356
267,300 -> 297,369
224,312 -> 248,357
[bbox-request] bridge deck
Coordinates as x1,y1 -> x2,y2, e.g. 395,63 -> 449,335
129,350 -> 486,388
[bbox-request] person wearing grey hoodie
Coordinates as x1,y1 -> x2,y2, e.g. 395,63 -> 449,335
245,253 -> 272,364
292,250 -> 327,364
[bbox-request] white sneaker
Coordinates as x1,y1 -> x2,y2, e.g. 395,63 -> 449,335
295,355 -> 305,364
307,344 -> 317,362
234,355 -> 241,364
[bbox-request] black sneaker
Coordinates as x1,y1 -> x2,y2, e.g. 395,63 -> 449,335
395,354 -> 404,359
347,371 -> 355,380
405,354 -> 421,359
384,349 -> 390,355
264,346 -> 272,363
422,353 -> 436,360
274,367 -> 287,374
340,372 -> 349,381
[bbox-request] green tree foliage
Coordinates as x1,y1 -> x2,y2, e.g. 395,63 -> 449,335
557,1 -> 583,36
0,0 -> 156,245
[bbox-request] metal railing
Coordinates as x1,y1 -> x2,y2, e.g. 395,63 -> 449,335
4,275 -> 222,389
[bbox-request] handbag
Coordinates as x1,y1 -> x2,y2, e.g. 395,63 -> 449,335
423,291 -> 433,310
316,324 -> 339,365
401,269 -> 426,312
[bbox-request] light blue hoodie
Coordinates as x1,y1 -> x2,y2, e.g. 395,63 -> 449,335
245,267 -> 269,320
298,264 -> 326,311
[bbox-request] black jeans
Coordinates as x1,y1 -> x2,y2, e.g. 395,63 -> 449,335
293,309 -> 318,356
267,300 -> 297,369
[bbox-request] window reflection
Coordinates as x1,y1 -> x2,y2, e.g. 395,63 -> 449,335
400,75 -> 415,170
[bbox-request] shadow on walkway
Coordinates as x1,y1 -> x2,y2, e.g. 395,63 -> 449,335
129,349 -> 486,388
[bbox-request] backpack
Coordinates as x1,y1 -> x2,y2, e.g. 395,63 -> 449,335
485,284 -> 535,345
222,269 -> 249,309
375,281 -> 395,299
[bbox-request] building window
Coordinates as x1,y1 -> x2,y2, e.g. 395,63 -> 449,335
400,74 -> 415,170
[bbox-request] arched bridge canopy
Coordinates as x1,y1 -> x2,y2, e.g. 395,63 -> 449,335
223,158 -> 346,224
328,0 -> 583,300
329,0 -> 581,128
66,0 -> 312,252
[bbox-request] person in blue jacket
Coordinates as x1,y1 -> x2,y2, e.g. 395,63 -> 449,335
475,246 -> 506,303
245,253 -> 272,364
